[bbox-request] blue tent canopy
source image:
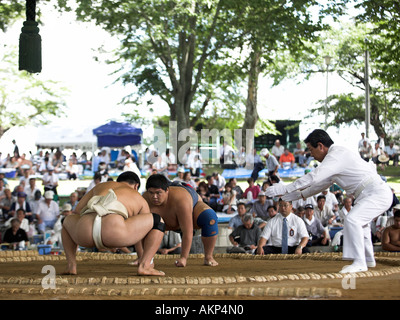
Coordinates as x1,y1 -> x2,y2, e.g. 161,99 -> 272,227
92,121 -> 143,148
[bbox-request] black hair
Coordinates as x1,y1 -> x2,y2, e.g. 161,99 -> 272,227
145,174 -> 170,191
304,129 -> 334,148
317,195 -> 326,201
117,171 -> 141,189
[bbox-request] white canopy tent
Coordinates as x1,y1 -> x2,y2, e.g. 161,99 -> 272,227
35,125 -> 97,151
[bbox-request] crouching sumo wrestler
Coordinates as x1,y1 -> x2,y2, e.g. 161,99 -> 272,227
61,172 -> 166,276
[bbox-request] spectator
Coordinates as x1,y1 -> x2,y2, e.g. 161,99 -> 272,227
37,190 -> 59,233
181,171 -> 195,189
261,148 -> 279,179
96,161 -> 110,182
153,153 -> 168,177
271,139 -> 284,161
292,195 -> 317,215
30,190 -> 43,218
303,204 -> 328,246
372,213 -> 389,243
65,159 -> 79,180
206,175 -> 220,211
384,141 -> 399,167
221,183 -> 237,214
229,178 -> 243,200
42,165 -> 59,196
250,148 -> 264,182
358,132 -> 370,150
228,213 -> 261,254
66,191 -> 79,211
3,218 -> 29,248
161,148 -> 177,172
266,205 -> 278,220
212,172 -> 226,193
228,201 -> 248,230
9,191 -> 33,223
243,177 -> 261,202
295,205 -> 306,218
4,208 -> 30,234
24,175 -> 41,205
196,181 -> 210,205
220,141 -> 234,166
279,148 -> 295,169
256,199 -> 309,255
38,156 -> 51,174
359,140 -> 372,162
158,231 -> 182,255
314,195 -> 336,227
261,180 -> 271,192
382,210 -> 400,252
293,142 -> 309,167
173,167 -> 185,183
86,172 -> 102,194
46,203 -> 73,248
0,187 -> 14,220
236,146 -> 246,168
52,149 -> 64,173
338,197 -> 353,225
317,189 -> 339,213
191,154 -> 202,177
371,142 -> 383,169
250,191 -> 273,221
99,149 -> 111,167
12,139 -> 19,158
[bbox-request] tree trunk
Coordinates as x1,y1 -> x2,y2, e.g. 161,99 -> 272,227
242,48 -> 261,147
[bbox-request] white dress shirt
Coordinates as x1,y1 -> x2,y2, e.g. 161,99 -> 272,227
260,213 -> 309,247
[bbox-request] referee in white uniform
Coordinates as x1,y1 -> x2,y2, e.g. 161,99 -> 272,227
266,129 -> 392,273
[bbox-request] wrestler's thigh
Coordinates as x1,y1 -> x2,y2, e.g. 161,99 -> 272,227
101,214 -> 154,247
63,214 -> 95,247
193,202 -> 212,229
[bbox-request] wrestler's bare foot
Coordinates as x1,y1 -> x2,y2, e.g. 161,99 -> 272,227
204,257 -> 218,266
137,265 -> 165,276
62,265 -> 77,275
128,258 -> 154,267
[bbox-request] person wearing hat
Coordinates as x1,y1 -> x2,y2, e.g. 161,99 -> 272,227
46,203 -> 73,248
250,148 -> 279,182
303,204 -> 328,247
384,141 -> 399,167
265,129 -> 392,273
250,191 -> 273,221
172,167 -> 185,183
37,190 -> 59,233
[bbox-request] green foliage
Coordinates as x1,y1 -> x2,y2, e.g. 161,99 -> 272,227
0,46 -> 68,137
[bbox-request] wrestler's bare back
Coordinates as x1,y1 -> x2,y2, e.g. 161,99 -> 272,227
76,181 -> 150,217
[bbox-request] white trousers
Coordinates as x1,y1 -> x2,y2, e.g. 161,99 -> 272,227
342,182 -> 392,263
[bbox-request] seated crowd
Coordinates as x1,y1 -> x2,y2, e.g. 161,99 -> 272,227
0,137 -> 399,256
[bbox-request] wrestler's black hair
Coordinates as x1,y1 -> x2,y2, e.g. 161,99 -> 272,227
304,129 -> 334,148
145,174 -> 171,191
117,171 -> 141,189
